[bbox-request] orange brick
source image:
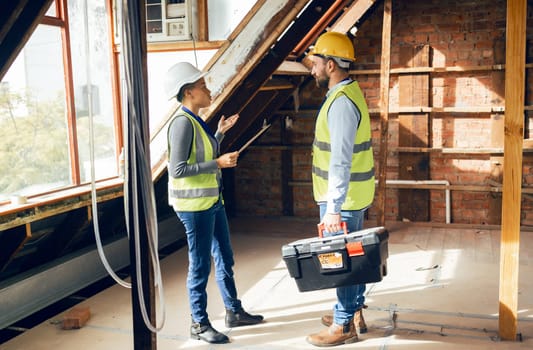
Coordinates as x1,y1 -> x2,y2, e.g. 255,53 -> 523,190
62,306 -> 91,330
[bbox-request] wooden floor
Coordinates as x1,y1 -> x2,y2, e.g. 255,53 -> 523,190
2,217 -> 533,349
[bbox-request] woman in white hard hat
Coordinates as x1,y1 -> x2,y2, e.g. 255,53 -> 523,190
165,62 -> 263,344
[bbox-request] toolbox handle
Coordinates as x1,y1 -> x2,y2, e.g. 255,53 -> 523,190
317,221 -> 348,238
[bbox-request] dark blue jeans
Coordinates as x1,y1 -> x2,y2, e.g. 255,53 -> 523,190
177,199 -> 242,324
319,204 -> 366,325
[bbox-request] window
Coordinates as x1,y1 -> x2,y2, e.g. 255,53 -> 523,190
68,0 -> 117,182
0,0 -> 118,202
0,23 -> 70,199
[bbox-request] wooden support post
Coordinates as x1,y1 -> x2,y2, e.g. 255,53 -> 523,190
375,0 -> 392,227
499,0 -> 526,341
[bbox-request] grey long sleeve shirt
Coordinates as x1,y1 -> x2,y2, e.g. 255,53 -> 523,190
168,114 -> 224,189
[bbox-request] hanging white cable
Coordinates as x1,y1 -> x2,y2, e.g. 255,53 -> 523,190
130,110 -> 166,333
121,78 -> 130,239
192,32 -> 198,68
121,0 -> 165,333
85,0 -> 130,289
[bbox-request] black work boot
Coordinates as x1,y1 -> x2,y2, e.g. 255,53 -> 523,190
225,308 -> 264,328
190,321 -> 229,344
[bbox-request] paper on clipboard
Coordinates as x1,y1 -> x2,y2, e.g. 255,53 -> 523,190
238,121 -> 271,153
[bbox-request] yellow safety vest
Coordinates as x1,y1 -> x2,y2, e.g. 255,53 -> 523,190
167,109 -> 220,211
312,81 -> 375,210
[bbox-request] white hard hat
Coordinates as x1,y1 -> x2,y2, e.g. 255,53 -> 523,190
164,62 -> 207,100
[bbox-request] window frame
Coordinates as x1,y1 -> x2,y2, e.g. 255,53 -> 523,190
0,0 -> 124,219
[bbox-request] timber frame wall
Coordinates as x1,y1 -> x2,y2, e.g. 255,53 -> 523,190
232,0 -> 533,227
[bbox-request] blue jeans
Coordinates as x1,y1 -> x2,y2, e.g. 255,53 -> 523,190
176,199 -> 242,324
319,204 -> 366,325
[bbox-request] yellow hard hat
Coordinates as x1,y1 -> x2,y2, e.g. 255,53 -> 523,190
309,31 -> 355,62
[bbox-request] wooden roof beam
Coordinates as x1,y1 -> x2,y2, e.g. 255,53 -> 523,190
330,0 -> 377,33
274,61 -> 310,75
291,0 -> 351,57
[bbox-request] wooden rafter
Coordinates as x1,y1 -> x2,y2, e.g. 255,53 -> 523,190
330,0 -> 377,33
291,0 -> 351,57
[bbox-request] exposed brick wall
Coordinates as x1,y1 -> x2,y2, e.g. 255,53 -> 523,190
233,0 -> 533,226
233,150 -> 283,216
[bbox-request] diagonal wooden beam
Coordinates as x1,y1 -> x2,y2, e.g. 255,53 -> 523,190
330,0 -> 377,33
291,0 -> 351,57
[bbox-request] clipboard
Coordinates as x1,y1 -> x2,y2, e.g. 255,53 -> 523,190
238,121 -> 271,153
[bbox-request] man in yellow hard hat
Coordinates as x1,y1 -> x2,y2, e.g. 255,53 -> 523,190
306,31 -> 375,347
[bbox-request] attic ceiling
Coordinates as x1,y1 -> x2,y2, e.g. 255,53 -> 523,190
200,0 -> 379,156
150,0 -> 379,175
204,0 -> 345,151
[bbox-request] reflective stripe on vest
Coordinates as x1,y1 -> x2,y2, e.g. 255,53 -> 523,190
312,81 -> 375,210
167,110 -> 219,211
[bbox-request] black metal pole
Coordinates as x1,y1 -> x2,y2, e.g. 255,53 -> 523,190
122,0 -> 156,348
127,163 -> 156,350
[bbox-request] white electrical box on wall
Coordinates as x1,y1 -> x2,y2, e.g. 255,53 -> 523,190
146,0 -> 191,42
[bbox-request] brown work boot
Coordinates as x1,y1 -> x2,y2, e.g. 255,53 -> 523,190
306,322 -> 358,347
321,307 -> 368,333
354,307 -> 368,333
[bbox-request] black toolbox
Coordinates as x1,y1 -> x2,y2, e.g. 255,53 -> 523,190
281,226 -> 389,292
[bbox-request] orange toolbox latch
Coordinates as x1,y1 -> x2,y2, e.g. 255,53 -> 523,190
346,241 -> 364,257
